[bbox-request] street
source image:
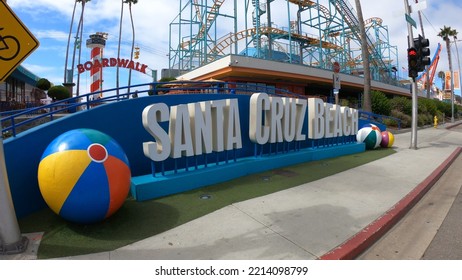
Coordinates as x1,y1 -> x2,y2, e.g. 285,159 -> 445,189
358,124 -> 462,260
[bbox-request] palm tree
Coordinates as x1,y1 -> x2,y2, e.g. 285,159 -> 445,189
438,25 -> 458,122
74,0 -> 88,97
68,0 -> 89,97
437,71 -> 445,90
354,0 -> 371,112
116,0 -> 138,97
116,0 -> 124,97
64,0 -> 79,85
126,0 -> 138,95
64,0 -> 90,96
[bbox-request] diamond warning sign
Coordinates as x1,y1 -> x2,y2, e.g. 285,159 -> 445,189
0,1 -> 40,82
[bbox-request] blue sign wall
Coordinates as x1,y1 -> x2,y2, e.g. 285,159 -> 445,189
4,94 -> 363,218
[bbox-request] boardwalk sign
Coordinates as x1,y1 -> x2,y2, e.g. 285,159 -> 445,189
77,57 -> 149,75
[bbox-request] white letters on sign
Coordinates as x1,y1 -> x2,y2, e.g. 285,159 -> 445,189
249,93 -> 307,145
142,103 -> 171,161
142,98 -> 243,162
306,98 -> 358,140
143,93 -> 359,162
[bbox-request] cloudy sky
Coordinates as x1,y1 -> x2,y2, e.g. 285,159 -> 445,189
5,0 -> 462,95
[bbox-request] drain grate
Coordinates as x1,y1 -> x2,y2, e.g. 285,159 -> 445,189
199,194 -> 212,200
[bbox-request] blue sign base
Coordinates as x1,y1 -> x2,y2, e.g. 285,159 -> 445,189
130,142 -> 365,201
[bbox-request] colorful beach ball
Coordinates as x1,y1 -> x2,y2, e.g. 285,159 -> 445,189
361,123 -> 382,132
356,125 -> 382,150
380,131 -> 395,148
38,129 -> 131,224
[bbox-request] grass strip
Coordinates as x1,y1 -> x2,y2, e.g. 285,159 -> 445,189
18,148 -> 395,259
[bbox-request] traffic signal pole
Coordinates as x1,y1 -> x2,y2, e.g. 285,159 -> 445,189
405,0 -> 418,150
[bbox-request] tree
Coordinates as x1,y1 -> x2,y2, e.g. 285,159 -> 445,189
354,0 -> 372,112
64,0 -> 90,96
438,25 -> 458,122
48,86 -> 71,101
36,78 -> 51,91
116,0 -> 124,97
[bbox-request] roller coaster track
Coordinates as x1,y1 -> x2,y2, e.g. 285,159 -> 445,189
208,26 -> 340,58
418,43 -> 441,87
287,0 -> 330,19
329,0 -> 390,77
181,0 -> 225,49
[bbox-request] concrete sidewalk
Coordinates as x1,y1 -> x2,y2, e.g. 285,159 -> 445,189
50,123 -> 461,260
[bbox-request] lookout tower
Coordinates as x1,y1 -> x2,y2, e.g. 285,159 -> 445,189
86,32 -> 108,98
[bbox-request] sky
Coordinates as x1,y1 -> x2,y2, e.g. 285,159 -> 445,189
5,0 -> 462,96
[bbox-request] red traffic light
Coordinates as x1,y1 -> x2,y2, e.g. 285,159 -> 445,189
408,48 -> 417,56
408,47 -> 419,79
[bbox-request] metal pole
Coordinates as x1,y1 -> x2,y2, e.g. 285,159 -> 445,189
450,39 -> 455,123
454,38 -> 461,118
405,0 -> 418,149
0,124 -> 28,255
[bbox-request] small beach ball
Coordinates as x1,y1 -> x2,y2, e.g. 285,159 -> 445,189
38,129 -> 131,224
356,126 -> 382,149
380,131 -> 395,148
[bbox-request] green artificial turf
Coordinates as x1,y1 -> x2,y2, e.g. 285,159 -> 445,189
18,148 -> 395,259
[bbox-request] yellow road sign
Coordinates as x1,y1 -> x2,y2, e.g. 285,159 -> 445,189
0,1 -> 39,82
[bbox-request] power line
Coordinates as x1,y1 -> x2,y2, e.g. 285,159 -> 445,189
420,11 -> 438,34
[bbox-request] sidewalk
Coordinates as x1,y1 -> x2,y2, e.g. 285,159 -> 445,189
49,123 -> 461,260
4,124 -> 461,260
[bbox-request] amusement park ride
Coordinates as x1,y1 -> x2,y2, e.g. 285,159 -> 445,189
168,0 -> 400,83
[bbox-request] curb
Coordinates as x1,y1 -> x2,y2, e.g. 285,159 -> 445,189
319,146 -> 462,260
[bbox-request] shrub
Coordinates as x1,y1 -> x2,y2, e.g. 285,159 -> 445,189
383,117 -> 398,128
391,109 -> 411,128
435,100 -> 452,118
371,90 -> 391,116
418,113 -> 432,127
48,85 -> 70,101
419,98 -> 437,116
390,97 -> 412,115
36,78 -> 51,91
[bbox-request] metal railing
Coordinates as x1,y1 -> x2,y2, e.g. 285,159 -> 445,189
359,110 -> 402,130
2,81 -> 400,138
1,81 -> 308,137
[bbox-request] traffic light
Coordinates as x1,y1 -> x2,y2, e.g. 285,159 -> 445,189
134,47 -> 140,59
408,47 -> 419,79
414,35 -> 431,71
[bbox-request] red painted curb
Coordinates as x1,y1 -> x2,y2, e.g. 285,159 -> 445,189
319,146 -> 462,260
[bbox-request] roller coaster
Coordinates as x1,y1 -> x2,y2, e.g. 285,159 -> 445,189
169,0 -> 399,83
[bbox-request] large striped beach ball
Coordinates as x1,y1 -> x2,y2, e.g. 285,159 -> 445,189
38,129 -> 131,224
356,125 -> 382,150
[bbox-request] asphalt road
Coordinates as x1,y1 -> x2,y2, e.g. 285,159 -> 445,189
358,125 -> 462,260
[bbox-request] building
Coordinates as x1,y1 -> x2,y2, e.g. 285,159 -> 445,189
0,65 -> 44,112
